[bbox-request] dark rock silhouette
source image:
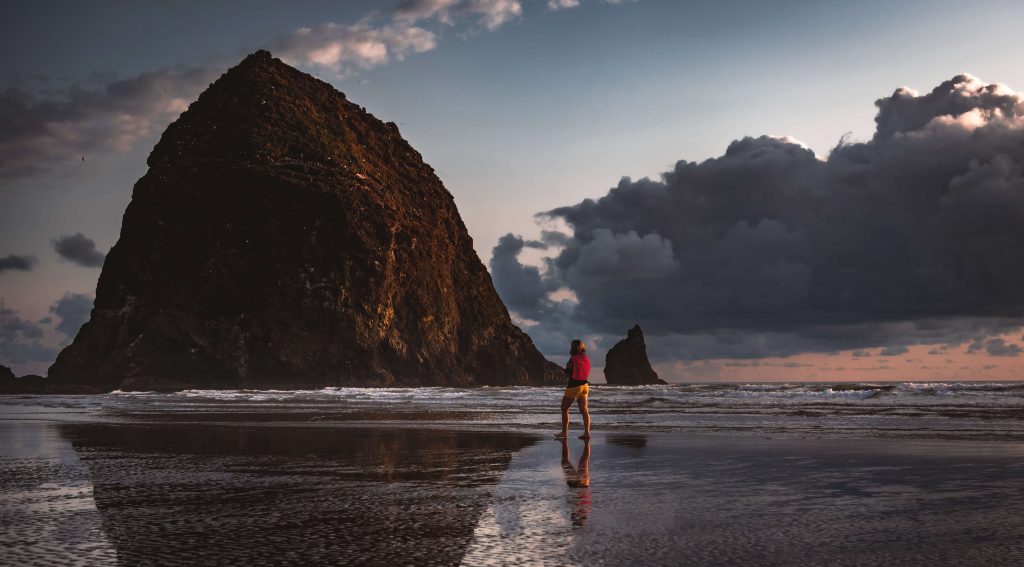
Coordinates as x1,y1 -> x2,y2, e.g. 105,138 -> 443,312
604,325 -> 666,385
0,367 -> 101,394
48,50 -> 562,391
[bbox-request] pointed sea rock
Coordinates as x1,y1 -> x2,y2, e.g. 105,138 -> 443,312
48,50 -> 563,391
604,325 -> 666,385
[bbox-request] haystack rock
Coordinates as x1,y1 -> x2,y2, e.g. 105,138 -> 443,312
604,325 -> 666,385
49,50 -> 563,391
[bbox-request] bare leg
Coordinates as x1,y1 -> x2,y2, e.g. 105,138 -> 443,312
577,396 -> 590,439
555,396 -> 573,437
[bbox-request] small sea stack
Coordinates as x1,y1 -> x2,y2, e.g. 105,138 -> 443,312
604,325 -> 666,385
47,50 -> 563,391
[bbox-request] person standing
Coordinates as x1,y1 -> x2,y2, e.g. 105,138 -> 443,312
555,339 -> 591,439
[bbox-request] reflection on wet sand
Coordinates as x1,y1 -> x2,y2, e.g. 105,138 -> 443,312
560,438 -> 591,528
60,423 -> 537,566
8,412 -> 1024,566
461,437 -> 596,565
0,422 -> 118,566
606,433 -> 647,449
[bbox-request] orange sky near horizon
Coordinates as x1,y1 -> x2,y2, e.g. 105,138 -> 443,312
649,331 -> 1024,383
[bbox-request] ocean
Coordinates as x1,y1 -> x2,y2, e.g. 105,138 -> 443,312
10,381 -> 1021,439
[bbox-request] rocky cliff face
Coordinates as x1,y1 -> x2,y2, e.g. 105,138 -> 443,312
604,325 -> 666,386
49,50 -> 563,391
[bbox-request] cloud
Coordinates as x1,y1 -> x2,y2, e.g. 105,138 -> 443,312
0,254 -> 36,272
395,0 -> 523,30
493,74 -> 1024,360
547,0 -> 631,10
49,293 -> 93,342
0,303 -> 56,365
547,0 -> 581,9
4,1 -> 634,182
879,345 -> 909,356
273,0 -> 526,76
489,233 -> 559,320
52,233 -> 106,268
488,233 -> 594,356
0,65 -> 220,182
967,337 -> 1022,357
269,21 -> 437,73
274,0 -> 529,76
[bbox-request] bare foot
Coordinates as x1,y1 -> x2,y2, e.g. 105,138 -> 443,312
554,432 -> 568,438
578,433 -> 590,440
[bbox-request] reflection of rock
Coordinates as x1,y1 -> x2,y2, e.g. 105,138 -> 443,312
0,422 -> 118,565
604,325 -> 666,385
48,50 -> 562,391
63,423 -> 537,565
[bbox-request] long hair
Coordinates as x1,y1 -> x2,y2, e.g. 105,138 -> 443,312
570,339 -> 586,356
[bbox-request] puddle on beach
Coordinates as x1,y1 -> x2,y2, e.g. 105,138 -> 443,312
3,420 -> 1024,565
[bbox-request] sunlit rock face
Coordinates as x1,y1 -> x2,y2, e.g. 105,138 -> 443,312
49,50 -> 562,391
604,325 -> 666,385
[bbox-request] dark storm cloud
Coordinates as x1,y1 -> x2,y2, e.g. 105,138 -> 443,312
0,304 -> 56,365
490,233 -> 558,320
0,65 -> 220,182
489,233 -> 592,356
494,74 -> 1024,360
967,337 -> 1022,357
52,233 -> 105,268
0,254 -> 36,272
49,293 -> 93,341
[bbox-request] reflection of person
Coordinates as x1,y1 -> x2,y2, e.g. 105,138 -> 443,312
555,339 -> 591,439
560,438 -> 591,528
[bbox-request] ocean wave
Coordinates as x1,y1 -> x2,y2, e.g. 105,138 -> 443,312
100,382 -> 1024,407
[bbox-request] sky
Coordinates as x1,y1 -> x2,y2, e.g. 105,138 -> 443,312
3,0 -> 1024,381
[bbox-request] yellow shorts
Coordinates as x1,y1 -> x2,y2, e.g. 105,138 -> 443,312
563,383 -> 589,400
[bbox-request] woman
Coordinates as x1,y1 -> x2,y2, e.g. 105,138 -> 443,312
555,339 -> 591,439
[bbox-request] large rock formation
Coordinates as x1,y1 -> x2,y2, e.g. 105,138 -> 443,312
49,50 -> 562,391
604,325 -> 666,385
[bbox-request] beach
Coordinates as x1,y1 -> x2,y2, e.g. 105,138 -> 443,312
2,385 -> 1024,566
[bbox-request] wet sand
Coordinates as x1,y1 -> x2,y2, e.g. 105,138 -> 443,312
2,418 -> 1024,565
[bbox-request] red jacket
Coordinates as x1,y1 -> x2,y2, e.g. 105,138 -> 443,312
565,353 -> 591,385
